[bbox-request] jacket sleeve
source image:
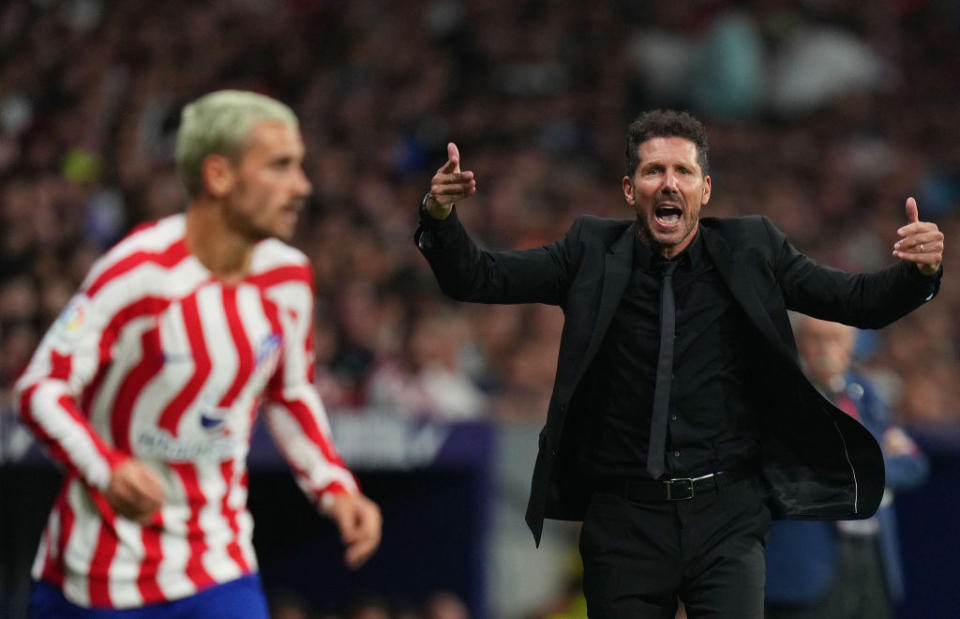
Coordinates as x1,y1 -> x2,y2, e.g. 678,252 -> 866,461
415,207 -> 582,306
764,217 -> 941,329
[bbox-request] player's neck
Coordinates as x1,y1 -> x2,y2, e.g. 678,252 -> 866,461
185,200 -> 255,284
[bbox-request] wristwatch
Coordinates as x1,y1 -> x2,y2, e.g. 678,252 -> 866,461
420,192 -> 434,216
420,192 -> 453,219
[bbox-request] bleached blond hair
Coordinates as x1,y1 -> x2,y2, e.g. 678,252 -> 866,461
175,90 -> 299,197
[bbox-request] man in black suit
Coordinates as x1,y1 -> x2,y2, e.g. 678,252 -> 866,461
414,110 -> 944,618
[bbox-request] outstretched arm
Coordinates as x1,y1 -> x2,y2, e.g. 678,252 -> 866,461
415,143 -> 580,305
772,198 -> 942,328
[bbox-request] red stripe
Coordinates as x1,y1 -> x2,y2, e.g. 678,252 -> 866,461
219,460 -> 250,573
218,287 -> 253,407
111,326 -> 164,452
50,349 -> 72,381
87,506 -> 118,607
170,463 -> 215,590
246,264 -> 312,290
137,511 -> 166,604
80,297 -> 170,415
86,240 -> 188,298
157,295 -> 211,437
324,480 -> 350,497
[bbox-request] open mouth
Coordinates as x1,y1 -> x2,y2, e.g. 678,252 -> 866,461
654,204 -> 682,226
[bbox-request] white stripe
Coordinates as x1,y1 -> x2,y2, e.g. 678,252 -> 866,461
154,502 -> 195,601
107,518 -> 145,608
62,573 -> 90,609
195,462 -> 243,582
250,238 -> 308,273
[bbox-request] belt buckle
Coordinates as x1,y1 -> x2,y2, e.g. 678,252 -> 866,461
665,477 -> 695,500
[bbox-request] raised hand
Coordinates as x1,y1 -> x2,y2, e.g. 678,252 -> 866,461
893,197 -> 943,276
423,142 -> 477,220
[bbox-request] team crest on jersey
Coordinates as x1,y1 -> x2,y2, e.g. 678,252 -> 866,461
54,296 -> 87,340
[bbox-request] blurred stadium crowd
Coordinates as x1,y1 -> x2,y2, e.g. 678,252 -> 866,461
0,0 -> 959,616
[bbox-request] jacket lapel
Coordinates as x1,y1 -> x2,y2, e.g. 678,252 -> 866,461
701,226 -> 796,362
560,221 -> 636,403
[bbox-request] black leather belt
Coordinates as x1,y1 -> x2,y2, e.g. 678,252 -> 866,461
597,467 -> 752,502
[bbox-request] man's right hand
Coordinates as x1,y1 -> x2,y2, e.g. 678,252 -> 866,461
105,458 -> 165,523
423,142 -> 476,220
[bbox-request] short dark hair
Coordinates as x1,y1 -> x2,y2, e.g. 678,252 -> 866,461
625,110 -> 709,177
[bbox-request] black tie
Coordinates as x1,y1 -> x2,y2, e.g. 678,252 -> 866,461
647,260 -> 678,479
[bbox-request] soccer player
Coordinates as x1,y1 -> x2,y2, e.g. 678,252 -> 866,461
16,90 -> 381,618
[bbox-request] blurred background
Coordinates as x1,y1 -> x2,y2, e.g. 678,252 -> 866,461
1,0 -> 959,617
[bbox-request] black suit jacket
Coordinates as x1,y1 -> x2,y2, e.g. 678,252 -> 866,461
416,210 -> 940,545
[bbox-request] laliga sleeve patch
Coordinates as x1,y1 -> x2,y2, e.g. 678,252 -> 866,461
54,296 -> 89,341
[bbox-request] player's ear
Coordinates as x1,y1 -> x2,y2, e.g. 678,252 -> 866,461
701,175 -> 711,206
201,154 -> 235,198
622,176 -> 635,206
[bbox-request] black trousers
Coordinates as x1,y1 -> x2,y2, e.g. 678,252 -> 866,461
580,477 -> 771,619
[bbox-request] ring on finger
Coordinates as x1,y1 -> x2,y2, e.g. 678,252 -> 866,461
920,243 -> 925,251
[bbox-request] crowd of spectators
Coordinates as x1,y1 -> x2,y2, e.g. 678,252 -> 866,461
1,0 -> 959,616
2,0 -> 958,429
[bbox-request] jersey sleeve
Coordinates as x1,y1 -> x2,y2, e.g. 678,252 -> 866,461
260,269 -> 359,511
15,291 -> 128,490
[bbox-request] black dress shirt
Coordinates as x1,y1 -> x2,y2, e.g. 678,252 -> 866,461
581,229 -> 765,479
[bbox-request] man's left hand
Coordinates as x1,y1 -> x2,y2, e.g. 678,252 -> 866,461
893,197 -> 943,276
326,492 -> 382,569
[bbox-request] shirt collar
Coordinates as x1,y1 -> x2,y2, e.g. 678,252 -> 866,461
634,227 -> 703,272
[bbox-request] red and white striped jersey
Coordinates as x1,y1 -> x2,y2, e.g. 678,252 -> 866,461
16,213 -> 358,609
